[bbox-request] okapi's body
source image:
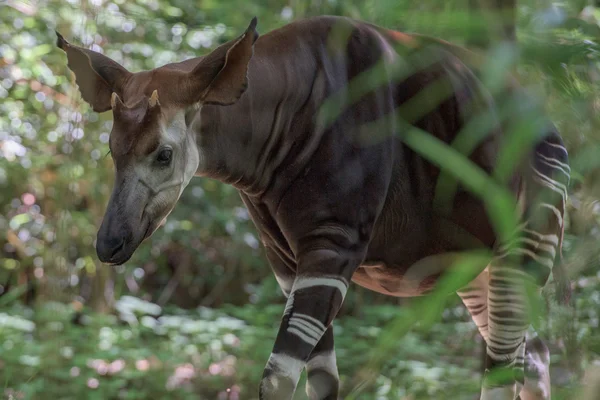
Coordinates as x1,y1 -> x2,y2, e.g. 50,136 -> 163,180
56,15 -> 570,400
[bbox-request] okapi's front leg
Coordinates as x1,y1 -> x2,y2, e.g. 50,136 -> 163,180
306,326 -> 339,399
260,248 -> 359,400
263,246 -> 341,399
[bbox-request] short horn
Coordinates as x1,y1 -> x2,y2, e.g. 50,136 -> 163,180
110,92 -> 123,110
149,89 -> 160,108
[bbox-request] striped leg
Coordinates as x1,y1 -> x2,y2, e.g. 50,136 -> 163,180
482,261 -> 531,400
306,326 -> 339,400
458,267 -> 490,342
459,270 -> 552,400
520,330 -> 551,400
482,134 -> 568,400
259,249 -> 355,400
259,247 -> 304,398
483,224 -> 562,400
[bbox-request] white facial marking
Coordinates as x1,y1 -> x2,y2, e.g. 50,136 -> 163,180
161,111 -> 201,198
140,110 -> 201,223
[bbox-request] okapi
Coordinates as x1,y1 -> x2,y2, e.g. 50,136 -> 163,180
56,15 -> 570,400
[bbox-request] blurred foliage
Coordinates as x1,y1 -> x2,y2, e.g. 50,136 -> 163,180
1,0 -> 600,398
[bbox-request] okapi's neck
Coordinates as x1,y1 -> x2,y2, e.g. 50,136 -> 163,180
192,29 -> 323,198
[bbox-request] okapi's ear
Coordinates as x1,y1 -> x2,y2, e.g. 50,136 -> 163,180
185,17 -> 259,106
56,32 -> 132,112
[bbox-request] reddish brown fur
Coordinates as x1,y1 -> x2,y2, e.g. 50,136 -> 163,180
109,101 -> 162,159
56,18 -> 258,161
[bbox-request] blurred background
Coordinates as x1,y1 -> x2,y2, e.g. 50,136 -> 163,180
1,0 -> 600,399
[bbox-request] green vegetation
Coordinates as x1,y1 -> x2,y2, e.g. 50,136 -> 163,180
1,0 -> 600,398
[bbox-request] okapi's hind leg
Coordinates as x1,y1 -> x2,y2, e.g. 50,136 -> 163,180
458,133 -> 568,400
305,326 -> 339,400
520,331 -> 551,400
459,272 -> 552,400
482,133 -> 569,400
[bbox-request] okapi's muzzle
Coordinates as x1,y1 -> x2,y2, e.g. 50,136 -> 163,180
97,212 -> 154,265
96,168 -> 181,265
96,183 -> 151,265
96,220 -> 126,264
96,208 -> 141,265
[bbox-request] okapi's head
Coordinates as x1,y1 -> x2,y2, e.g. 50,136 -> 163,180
56,18 -> 259,265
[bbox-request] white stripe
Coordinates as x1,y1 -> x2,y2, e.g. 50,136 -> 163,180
539,203 -> 563,226
532,165 -> 568,188
538,159 -> 571,179
288,327 -> 319,346
293,313 -> 326,332
488,339 -> 527,349
496,247 -> 554,268
288,318 -> 323,340
489,266 -> 531,279
535,242 -> 557,258
306,351 -> 339,377
522,229 -> 559,245
532,168 -> 567,194
292,277 -> 349,298
488,325 -> 530,335
265,352 -> 305,381
536,157 -> 571,178
498,237 -> 538,252
489,330 -> 529,342
288,321 -> 321,341
488,304 -> 528,313
488,290 -> 526,300
499,237 -> 556,258
284,292 -> 295,315
545,142 -> 568,155
488,342 -> 527,352
489,316 -> 531,325
532,167 -> 568,197
536,151 -> 571,171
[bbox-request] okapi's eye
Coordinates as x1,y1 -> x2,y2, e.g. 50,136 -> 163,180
156,148 -> 173,165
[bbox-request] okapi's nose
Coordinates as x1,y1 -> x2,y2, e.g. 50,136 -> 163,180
96,235 -> 125,264
96,211 -> 128,264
